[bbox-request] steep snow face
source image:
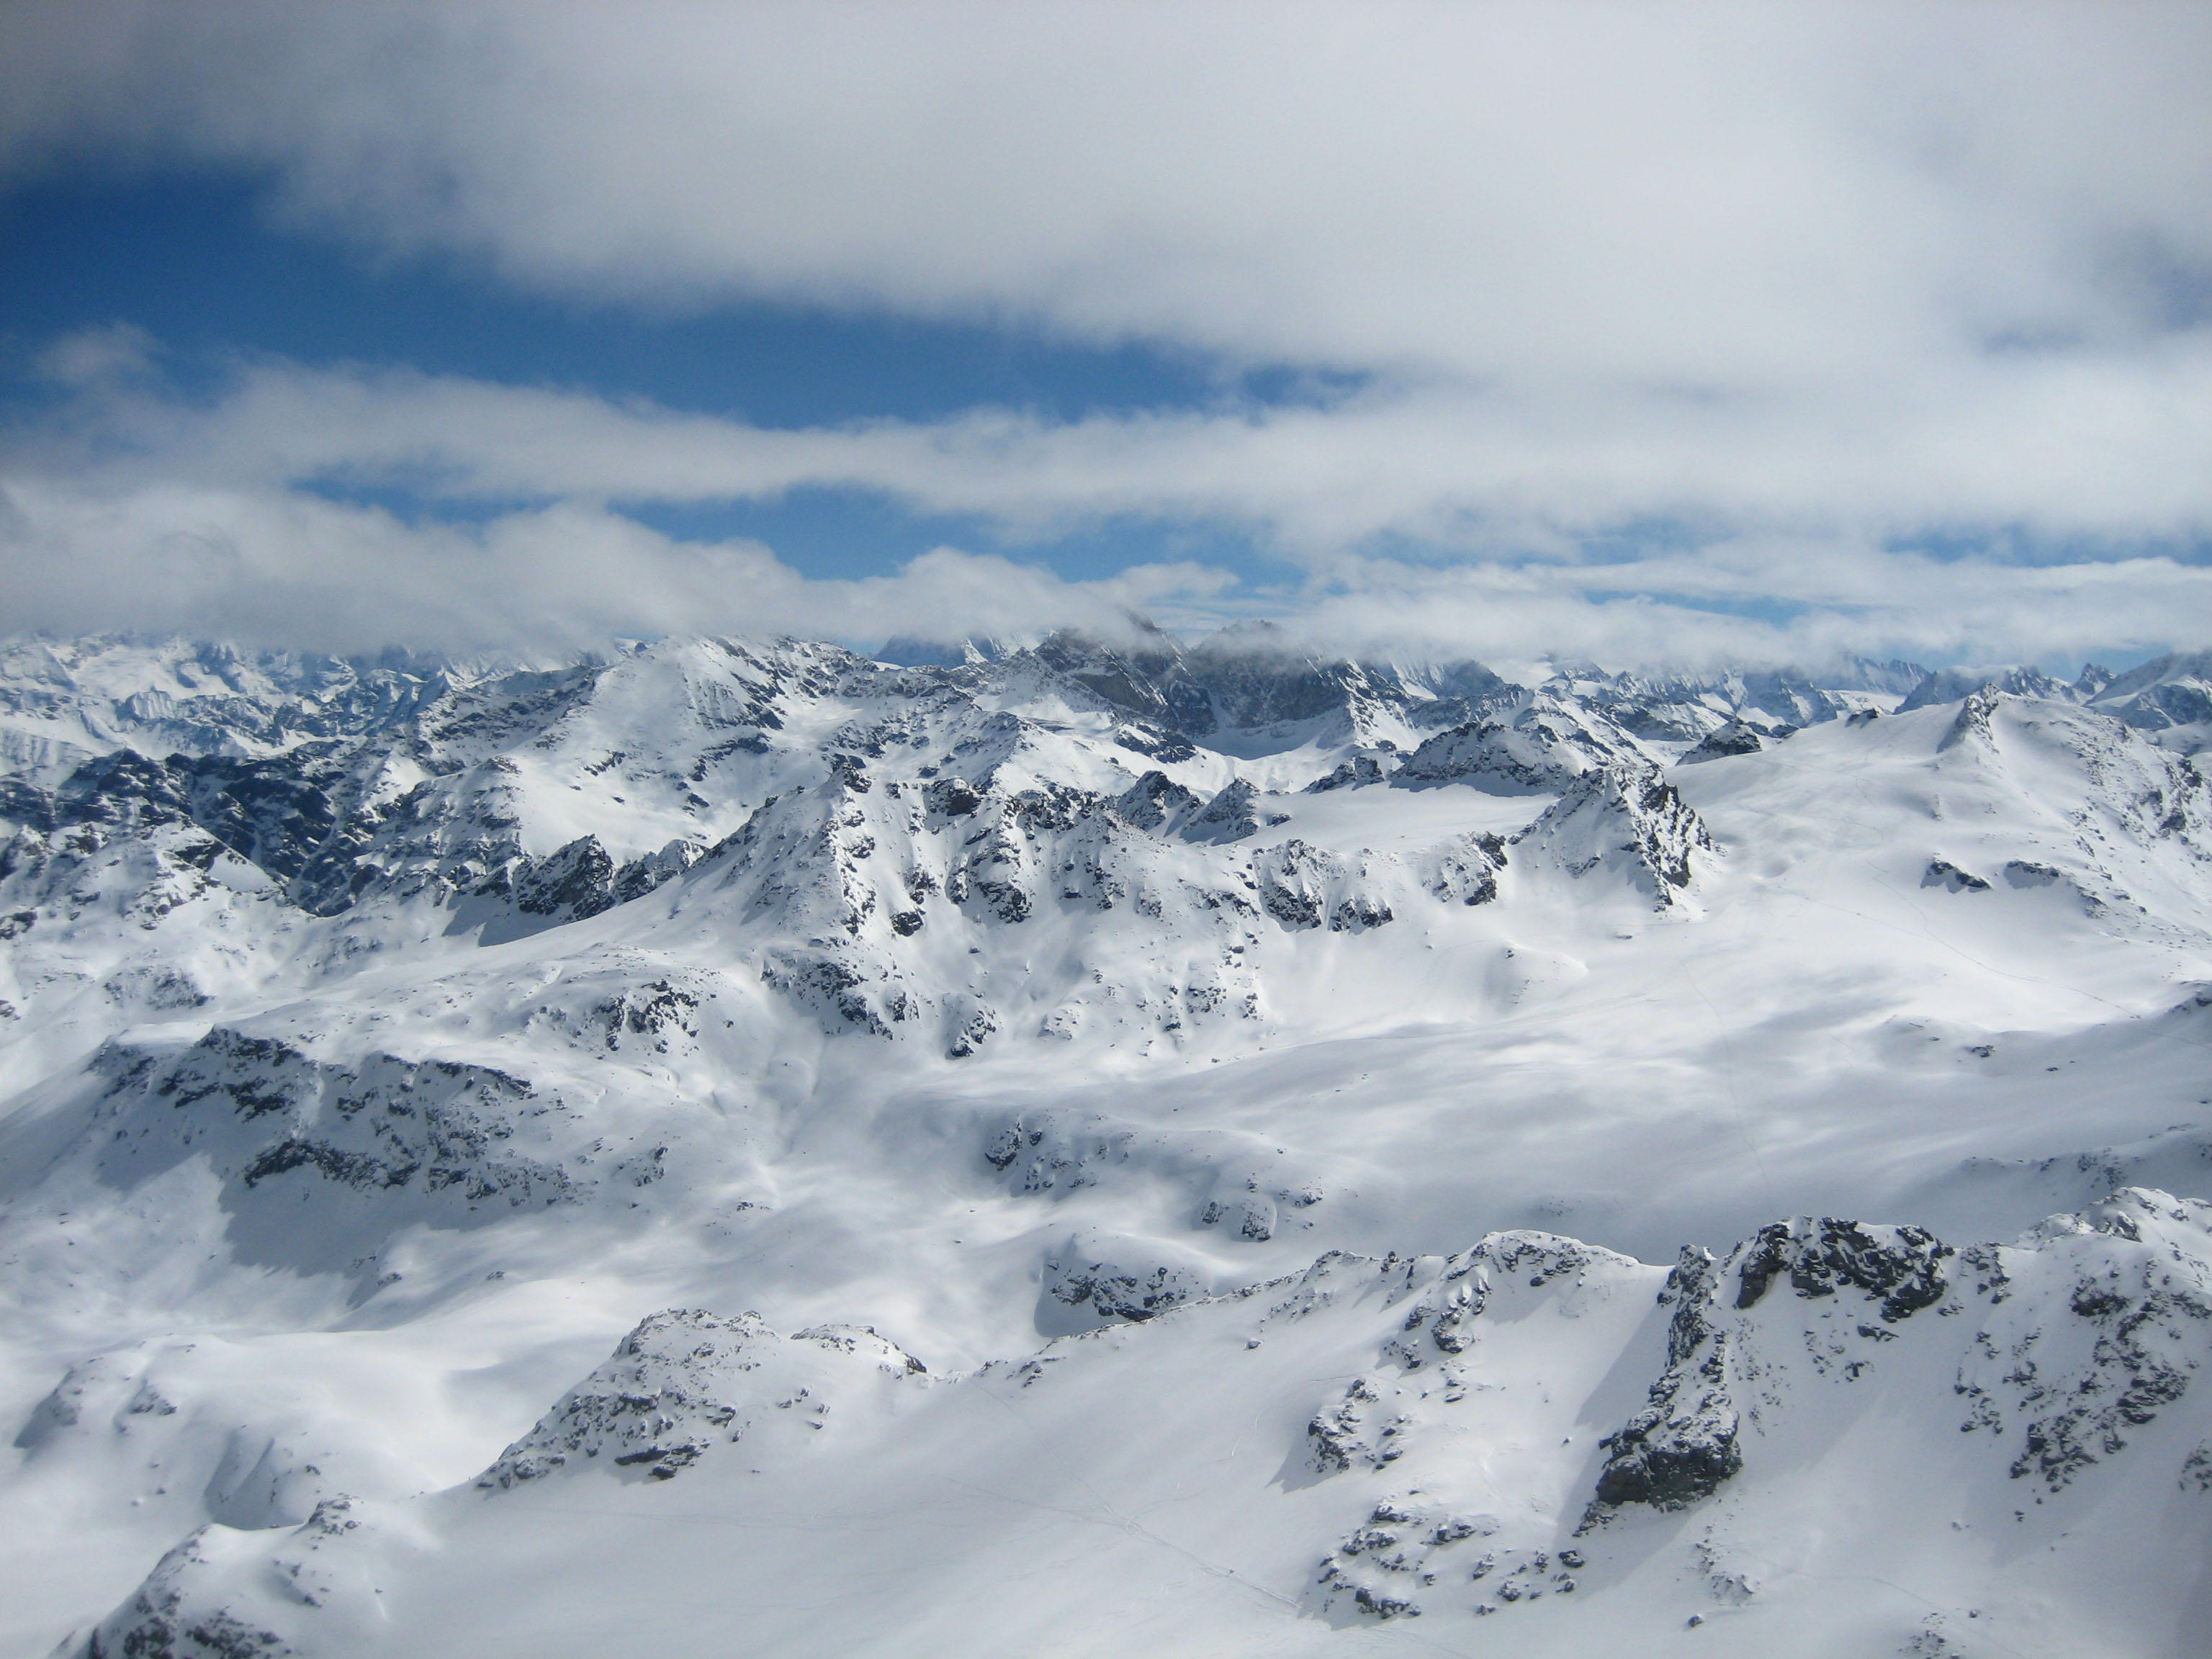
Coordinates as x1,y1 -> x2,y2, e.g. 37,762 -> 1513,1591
4,633 -> 2212,1658
1672,691 -> 2212,951
2084,649 -> 2212,755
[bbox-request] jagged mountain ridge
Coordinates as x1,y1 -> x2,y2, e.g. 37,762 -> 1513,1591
0,627 -> 1737,1069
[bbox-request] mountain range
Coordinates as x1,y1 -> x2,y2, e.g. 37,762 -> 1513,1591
2,624 -> 2209,1658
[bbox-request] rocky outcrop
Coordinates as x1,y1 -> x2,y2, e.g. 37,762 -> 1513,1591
1923,858 -> 1992,893
1179,778 -> 1262,844
1511,763 -> 1715,905
981,1107 -> 1326,1243
1251,840 -> 1395,932
1304,753 -> 1385,792
76,1027 -> 662,1277
1041,1243 -> 1209,1324
1580,1195 -> 2212,1534
1585,1220 -> 1955,1524
1959,1188 -> 2212,1491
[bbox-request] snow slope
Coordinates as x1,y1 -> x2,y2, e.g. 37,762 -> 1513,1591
1,629 -> 2208,1657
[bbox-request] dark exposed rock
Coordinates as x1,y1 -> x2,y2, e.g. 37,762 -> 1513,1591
1587,1246 -> 1743,1515
1252,839 -> 1393,932
1733,1218 -> 1954,1322
1424,832 -> 1506,907
91,1028 -> 589,1216
1923,860 -> 1992,893
1678,721 -> 1765,764
1043,1251 -> 1205,1322
1513,763 -> 1714,904
761,949 -> 915,1037
1180,779 -> 1262,845
1305,754 -> 1386,792
946,1003 -> 998,1058
1966,1190 -> 2212,1491
1112,770 -> 1201,832
1938,686 -> 2006,752
1395,694 -> 1644,794
1112,723 -> 1198,763
512,835 -> 618,918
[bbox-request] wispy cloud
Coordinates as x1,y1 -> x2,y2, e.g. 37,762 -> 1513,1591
30,343 -> 2212,550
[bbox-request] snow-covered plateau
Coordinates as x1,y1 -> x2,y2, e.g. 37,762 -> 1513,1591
2,626 -> 2210,1658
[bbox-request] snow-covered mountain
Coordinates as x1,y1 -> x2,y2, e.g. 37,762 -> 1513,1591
3,627 -> 2210,1658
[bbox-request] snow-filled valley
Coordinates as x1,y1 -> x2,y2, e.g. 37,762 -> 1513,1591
2,626 -> 2211,1658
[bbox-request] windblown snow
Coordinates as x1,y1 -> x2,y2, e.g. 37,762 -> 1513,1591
2,626 -> 2210,1657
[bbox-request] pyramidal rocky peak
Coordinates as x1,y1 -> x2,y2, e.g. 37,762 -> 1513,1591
1,626 -> 2210,1658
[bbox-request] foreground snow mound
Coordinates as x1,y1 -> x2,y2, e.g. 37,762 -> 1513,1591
1588,1190 -> 2212,1520
74,1192 -> 2212,1657
477,1308 -> 929,1487
83,1495 -> 404,1659
1300,1195 -> 2212,1645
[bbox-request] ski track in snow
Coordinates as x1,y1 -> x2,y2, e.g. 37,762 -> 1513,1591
0,630 -> 2210,1656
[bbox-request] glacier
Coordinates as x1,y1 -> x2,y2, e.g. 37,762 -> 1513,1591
1,626 -> 2210,1657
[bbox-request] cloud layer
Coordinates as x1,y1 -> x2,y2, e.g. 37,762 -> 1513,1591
9,339 -> 2209,667
1,3 -> 2208,666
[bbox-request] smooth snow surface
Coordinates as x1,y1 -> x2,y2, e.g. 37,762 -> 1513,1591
2,631 -> 2210,1658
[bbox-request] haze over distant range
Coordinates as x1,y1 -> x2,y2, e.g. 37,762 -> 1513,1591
1,6 -> 2208,670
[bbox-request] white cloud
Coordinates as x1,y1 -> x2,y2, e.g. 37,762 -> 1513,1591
1,4 -> 2208,667
1286,544 -> 2212,674
6,4 -> 2208,370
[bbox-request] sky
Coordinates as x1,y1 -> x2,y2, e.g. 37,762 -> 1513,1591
1,2 -> 2208,673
